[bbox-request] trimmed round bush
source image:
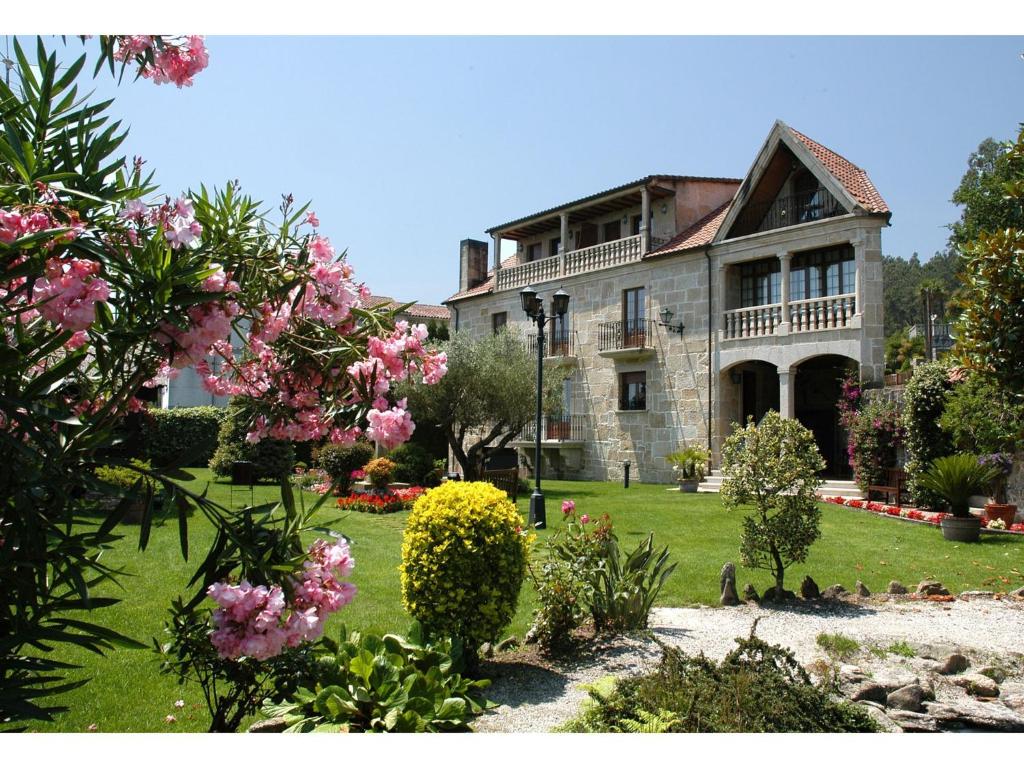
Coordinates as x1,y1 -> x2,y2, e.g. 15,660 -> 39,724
315,440 -> 374,492
400,482 -> 528,659
208,402 -> 295,481
141,406 -> 226,467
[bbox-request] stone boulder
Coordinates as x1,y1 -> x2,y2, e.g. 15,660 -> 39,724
952,674 -> 1001,698
821,584 -> 848,600
800,576 -> 820,600
978,666 -> 1007,684
887,684 -> 925,712
938,653 -> 970,675
248,717 -> 290,733
855,580 -> 871,597
720,562 -> 739,606
916,580 -> 951,597
886,580 -> 908,595
1010,585 -> 1024,599
742,583 -> 760,603
850,681 -> 888,705
761,586 -> 796,602
923,699 -> 1024,732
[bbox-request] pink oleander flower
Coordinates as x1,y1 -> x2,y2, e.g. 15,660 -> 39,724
305,211 -> 319,227
562,500 -> 575,515
580,514 -> 590,524
365,398 -> 415,450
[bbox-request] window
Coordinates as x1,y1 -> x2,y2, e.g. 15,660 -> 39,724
622,286 -> 646,347
550,312 -> 570,356
603,220 -> 621,243
739,259 -> 780,308
526,243 -> 542,262
549,237 -> 561,257
790,245 -> 855,301
631,214 -> 643,236
619,371 -> 647,411
492,312 -> 507,334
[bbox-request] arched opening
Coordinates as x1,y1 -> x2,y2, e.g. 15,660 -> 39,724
793,354 -> 858,479
719,360 -> 779,442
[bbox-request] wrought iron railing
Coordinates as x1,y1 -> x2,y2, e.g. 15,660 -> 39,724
527,329 -> 574,357
597,319 -> 655,352
733,187 -> 844,235
519,414 -> 587,442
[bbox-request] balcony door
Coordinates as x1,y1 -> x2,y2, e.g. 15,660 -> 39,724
603,220 -> 621,243
622,287 -> 646,348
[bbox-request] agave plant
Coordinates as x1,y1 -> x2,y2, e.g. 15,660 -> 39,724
587,533 -> 677,631
917,454 -> 1000,517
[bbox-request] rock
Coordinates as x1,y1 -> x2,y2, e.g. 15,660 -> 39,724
938,653 -> 970,675
874,672 -> 920,693
523,627 -> 539,645
958,590 -> 995,600
742,583 -> 760,602
479,642 -> 494,658
761,586 -> 796,602
720,562 -> 739,606
1001,693 -> 1024,716
886,684 -> 925,712
839,664 -> 868,683
821,584 -> 848,600
855,580 -> 871,597
495,636 -> 519,653
1010,585 -> 1024,599
887,580 -> 908,595
978,666 -> 1007,684
800,576 -> 820,599
248,717 -> 290,733
923,699 -> 1024,732
886,709 -> 939,733
850,681 -> 888,704
953,674 -> 1000,698
916,580 -> 950,596
858,703 -> 903,733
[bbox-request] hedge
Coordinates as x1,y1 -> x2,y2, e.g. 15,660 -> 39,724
141,406 -> 226,467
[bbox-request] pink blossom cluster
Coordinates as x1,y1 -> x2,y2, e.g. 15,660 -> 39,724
0,207 -> 56,245
112,35 -> 209,88
207,538 -> 356,661
156,268 -> 240,368
119,196 -> 202,249
32,257 -> 110,333
365,397 -> 415,450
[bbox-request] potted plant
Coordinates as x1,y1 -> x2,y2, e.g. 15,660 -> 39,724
980,453 -> 1017,528
917,454 -> 1000,542
666,446 -> 710,493
363,457 -> 397,494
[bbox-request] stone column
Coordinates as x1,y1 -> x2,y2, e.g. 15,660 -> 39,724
778,251 -> 791,336
777,366 -> 795,420
492,232 -> 502,287
851,235 -> 864,329
717,263 -> 728,340
559,211 -> 569,276
640,186 -> 651,253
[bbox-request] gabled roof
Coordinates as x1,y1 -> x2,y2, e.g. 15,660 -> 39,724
645,202 -> 731,258
714,120 -> 890,244
366,295 -> 450,320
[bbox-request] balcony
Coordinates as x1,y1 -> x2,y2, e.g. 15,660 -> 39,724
732,187 -> 844,237
527,329 -> 575,360
515,414 -> 587,445
723,294 -> 857,340
597,319 -> 656,361
494,234 -> 644,292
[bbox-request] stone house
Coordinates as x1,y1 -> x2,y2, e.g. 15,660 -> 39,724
444,121 -> 889,484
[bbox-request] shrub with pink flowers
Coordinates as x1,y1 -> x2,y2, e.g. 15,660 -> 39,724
1,37 -> 446,728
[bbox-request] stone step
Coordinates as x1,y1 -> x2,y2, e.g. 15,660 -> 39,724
697,475 -> 864,499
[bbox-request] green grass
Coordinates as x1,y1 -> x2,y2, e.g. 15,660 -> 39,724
816,632 -> 861,660
27,474 -> 1024,732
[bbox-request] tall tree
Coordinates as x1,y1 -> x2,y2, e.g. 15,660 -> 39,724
949,135 -> 1024,253
400,329 -> 563,480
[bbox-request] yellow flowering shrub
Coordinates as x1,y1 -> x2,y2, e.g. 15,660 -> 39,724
400,482 -> 528,655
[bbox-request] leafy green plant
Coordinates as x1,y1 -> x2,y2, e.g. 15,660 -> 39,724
94,459 -> 156,494
388,442 -> 439,487
845,397 -> 905,493
721,411 -> 826,599
587,532 -> 677,632
886,641 -> 916,658
558,628 -> 877,733
665,445 -> 710,482
140,406 -> 226,468
815,632 -> 861,661
263,622 -> 492,732
939,372 -> 1024,456
314,440 -> 374,493
902,361 -> 955,508
208,400 -> 295,481
400,482 -> 528,671
917,454 -> 999,517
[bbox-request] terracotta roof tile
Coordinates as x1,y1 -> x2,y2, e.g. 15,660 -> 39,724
787,126 -> 890,214
444,255 -> 519,303
645,202 -> 731,257
365,295 -> 450,320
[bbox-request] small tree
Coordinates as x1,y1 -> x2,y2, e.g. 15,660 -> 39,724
720,411 -> 825,600
400,329 -> 562,480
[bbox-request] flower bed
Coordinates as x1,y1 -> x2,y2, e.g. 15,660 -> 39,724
818,495 -> 1024,535
336,486 -> 425,514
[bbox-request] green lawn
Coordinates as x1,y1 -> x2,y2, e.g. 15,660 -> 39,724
29,472 -> 1024,733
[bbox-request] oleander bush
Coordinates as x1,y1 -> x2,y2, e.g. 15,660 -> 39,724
262,622 -> 492,733
209,400 -> 295,481
314,441 -> 374,493
400,482 -> 528,669
141,406 -> 226,467
557,629 -> 878,733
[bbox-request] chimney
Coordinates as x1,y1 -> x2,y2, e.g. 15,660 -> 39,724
459,239 -> 489,293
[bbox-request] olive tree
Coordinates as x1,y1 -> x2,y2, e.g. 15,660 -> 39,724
720,411 -> 825,600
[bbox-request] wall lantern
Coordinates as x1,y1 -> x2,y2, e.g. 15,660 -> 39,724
657,307 -> 685,337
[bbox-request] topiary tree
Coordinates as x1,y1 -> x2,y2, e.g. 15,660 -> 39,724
901,360 -> 954,508
209,400 -> 296,481
141,406 -> 227,467
720,411 -> 825,600
400,482 -> 528,671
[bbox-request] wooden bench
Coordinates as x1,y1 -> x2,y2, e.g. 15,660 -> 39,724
483,468 -> 519,502
867,467 -> 906,505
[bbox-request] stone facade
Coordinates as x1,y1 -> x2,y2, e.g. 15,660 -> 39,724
447,122 -> 890,483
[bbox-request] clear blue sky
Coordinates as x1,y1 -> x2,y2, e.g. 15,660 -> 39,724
33,36 -> 1024,305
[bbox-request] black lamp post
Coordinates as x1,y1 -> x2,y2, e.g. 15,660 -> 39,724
658,306 -> 685,337
520,285 -> 570,530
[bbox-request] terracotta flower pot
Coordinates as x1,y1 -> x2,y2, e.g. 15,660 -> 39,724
940,515 -> 981,543
985,503 -> 1018,528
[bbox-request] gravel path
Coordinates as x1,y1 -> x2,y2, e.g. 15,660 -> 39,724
475,598 -> 1024,733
